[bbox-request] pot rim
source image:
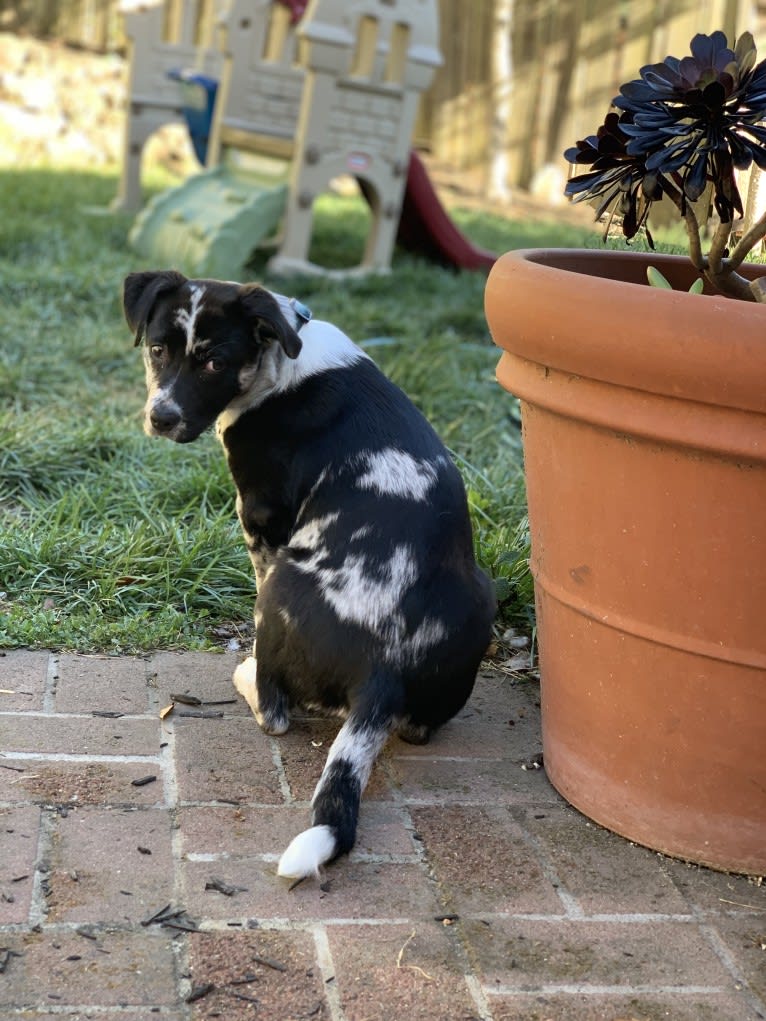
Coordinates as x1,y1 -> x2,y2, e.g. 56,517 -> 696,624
485,248 -> 766,415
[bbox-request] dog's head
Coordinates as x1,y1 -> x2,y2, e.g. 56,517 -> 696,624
123,270 -> 303,443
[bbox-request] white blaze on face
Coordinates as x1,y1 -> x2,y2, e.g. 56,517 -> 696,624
175,285 -> 206,353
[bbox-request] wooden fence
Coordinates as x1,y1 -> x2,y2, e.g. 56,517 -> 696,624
430,0 -> 755,190
2,0 -> 761,190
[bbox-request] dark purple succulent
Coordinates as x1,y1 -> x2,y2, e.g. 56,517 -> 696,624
565,31 -> 766,229
564,111 -> 665,245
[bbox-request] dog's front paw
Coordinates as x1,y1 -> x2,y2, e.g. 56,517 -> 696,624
233,657 -> 289,735
233,656 -> 259,710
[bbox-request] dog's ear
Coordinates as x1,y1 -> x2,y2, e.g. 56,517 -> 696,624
239,284 -> 302,360
123,270 -> 187,347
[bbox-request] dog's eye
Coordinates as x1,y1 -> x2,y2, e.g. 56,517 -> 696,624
203,357 -> 225,374
149,345 -> 164,361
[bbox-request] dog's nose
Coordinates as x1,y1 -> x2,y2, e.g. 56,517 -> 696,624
149,405 -> 181,433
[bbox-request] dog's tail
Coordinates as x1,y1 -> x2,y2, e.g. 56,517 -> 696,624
277,704 -> 395,880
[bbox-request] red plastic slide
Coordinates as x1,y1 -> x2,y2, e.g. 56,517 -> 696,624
395,151 -> 497,271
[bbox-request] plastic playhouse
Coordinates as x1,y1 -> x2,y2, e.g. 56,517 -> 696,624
120,0 -> 496,276
113,0 -> 225,213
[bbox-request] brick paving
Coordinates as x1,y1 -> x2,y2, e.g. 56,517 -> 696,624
1,649 -> 764,1021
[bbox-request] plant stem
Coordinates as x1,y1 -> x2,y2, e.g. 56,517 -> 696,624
676,190 -> 755,298
683,205 -> 706,270
713,268 -> 759,300
707,218 -> 731,275
681,202 -> 750,297
704,260 -> 756,300
696,218 -> 759,301
728,209 -> 766,270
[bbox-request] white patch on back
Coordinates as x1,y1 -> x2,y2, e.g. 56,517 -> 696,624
175,284 -> 206,354
293,543 -> 417,633
409,617 -> 449,654
356,449 -> 444,502
288,512 -> 340,553
294,469 -> 329,525
290,537 -> 448,664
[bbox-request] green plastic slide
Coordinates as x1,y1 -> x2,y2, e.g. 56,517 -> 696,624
129,156 -> 290,279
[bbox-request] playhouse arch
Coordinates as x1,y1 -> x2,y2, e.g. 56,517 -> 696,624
127,0 -> 456,277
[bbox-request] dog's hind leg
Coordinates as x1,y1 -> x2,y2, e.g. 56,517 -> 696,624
396,719 -> 432,745
233,654 -> 289,735
277,669 -> 402,879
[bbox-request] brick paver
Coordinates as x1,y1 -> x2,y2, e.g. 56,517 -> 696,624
1,651 -> 764,1020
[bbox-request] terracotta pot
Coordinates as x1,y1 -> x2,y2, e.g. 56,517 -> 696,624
485,248 -> 766,874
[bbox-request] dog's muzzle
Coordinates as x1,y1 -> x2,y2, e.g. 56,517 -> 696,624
148,402 -> 181,435
144,394 -> 194,442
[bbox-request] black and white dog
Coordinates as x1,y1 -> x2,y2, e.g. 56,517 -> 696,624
123,270 -> 495,880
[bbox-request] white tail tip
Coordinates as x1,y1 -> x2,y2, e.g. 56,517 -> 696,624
277,825 -> 336,879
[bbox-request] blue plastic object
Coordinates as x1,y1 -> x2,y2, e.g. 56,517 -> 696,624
166,68 -> 219,164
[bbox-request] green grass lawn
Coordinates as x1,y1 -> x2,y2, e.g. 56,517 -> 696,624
0,166 -> 598,652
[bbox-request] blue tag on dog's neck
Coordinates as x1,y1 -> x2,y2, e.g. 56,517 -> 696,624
289,298 -> 312,330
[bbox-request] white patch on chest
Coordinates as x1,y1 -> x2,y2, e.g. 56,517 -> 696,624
175,285 -> 206,354
356,449 -> 444,502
